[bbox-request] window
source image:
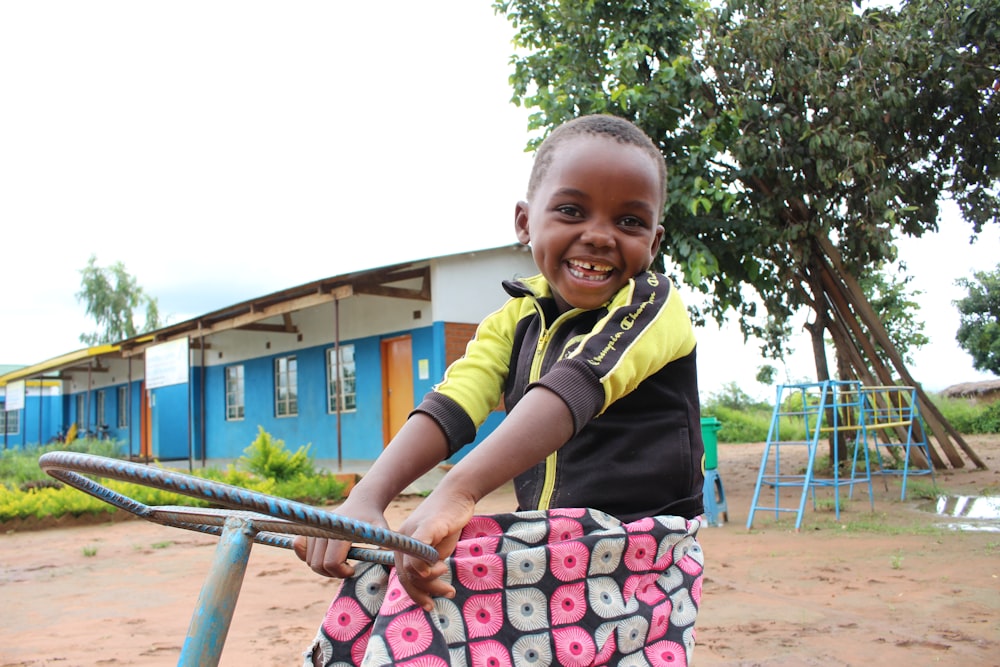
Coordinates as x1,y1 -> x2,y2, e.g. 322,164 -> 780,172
274,356 -> 298,417
225,365 -> 245,421
327,344 -> 357,413
76,395 -> 86,428
1,405 -> 19,436
117,386 -> 128,429
96,390 -> 106,428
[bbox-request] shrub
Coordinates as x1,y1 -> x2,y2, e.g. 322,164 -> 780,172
932,396 -> 1000,434
239,427 -> 315,481
0,439 -> 123,488
0,430 -> 346,523
708,405 -> 772,443
969,401 -> 1000,434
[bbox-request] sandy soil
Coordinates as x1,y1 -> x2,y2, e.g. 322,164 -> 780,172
2,436 -> 998,666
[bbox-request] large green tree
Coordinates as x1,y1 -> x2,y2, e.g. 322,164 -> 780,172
76,255 -> 162,345
955,266 -> 1000,375
495,0 -> 998,467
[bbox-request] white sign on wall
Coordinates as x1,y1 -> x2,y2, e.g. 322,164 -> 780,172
145,338 -> 190,389
5,380 -> 25,411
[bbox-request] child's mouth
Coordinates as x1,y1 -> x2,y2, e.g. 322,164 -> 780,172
567,259 -> 614,282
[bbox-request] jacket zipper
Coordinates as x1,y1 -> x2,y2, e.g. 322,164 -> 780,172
529,305 -> 580,511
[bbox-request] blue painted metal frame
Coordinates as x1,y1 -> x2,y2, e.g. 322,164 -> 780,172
747,381 -> 875,530
39,451 -> 437,666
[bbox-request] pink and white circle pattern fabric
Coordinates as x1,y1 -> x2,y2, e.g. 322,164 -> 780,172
304,510 -> 702,666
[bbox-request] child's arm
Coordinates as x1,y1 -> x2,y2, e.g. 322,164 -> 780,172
393,384 -> 574,610
293,412 -> 449,578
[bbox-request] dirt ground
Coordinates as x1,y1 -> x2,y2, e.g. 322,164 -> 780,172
2,436 -> 998,667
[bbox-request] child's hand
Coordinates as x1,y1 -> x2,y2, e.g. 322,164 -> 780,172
292,499 -> 388,579
393,486 -> 477,611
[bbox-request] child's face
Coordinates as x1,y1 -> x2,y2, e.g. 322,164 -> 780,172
515,135 -> 665,312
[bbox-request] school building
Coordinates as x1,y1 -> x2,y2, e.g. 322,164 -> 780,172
0,245 -> 538,466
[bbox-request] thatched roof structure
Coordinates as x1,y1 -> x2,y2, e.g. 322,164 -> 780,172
941,379 -> 1000,400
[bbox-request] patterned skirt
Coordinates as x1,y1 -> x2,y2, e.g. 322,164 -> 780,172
303,509 -> 703,667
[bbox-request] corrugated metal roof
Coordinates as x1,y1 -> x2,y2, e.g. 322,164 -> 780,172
0,344 -> 120,386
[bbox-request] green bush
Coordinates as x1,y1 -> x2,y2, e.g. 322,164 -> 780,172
974,402 -> 1000,433
707,405 -> 771,443
240,426 -> 315,481
271,472 -> 347,505
0,430 -> 346,523
0,439 -> 122,487
932,396 -> 1000,434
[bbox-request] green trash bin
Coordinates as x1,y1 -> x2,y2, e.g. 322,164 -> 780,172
700,416 -> 722,471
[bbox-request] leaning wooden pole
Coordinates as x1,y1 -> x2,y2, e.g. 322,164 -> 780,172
816,238 -> 967,468
815,236 -> 986,469
814,263 -> 941,468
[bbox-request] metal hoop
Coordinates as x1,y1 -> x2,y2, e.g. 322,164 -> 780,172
38,451 -> 437,565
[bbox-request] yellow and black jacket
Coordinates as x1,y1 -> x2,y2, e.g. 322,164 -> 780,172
414,271 -> 705,523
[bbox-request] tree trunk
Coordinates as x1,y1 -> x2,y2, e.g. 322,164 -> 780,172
814,260 -> 940,468
803,266 -> 839,463
814,236 -> 986,469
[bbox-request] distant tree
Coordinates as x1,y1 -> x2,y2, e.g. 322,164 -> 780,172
755,364 -> 777,387
955,266 -> 1000,375
76,255 -> 162,345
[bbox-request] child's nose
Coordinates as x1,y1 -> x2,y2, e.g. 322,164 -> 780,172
580,219 -> 616,247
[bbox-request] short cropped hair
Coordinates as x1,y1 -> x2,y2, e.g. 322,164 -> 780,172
526,114 -> 668,208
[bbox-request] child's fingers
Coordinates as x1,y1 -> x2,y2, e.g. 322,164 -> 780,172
396,556 -> 454,611
292,535 -> 308,561
298,537 -> 356,579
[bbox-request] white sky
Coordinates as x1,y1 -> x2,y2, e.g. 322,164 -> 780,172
2,0 -> 997,397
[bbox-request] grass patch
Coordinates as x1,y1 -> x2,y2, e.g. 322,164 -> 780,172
901,479 -> 942,500
813,496 -> 850,513
824,513 -> 949,536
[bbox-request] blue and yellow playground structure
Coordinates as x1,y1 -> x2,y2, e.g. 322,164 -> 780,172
746,380 -> 936,531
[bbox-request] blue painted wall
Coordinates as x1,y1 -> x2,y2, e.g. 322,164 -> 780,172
4,319 -> 505,466
2,391 -> 65,449
203,330 -> 420,460
198,323 -> 503,462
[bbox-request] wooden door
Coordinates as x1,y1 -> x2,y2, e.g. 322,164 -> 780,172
140,383 -> 152,458
381,335 -> 414,447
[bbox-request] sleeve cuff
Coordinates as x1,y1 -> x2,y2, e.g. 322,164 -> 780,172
411,393 -> 478,456
529,359 -> 605,435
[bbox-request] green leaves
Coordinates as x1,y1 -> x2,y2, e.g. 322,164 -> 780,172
76,254 -> 162,346
240,426 -> 315,482
955,266 -> 1000,375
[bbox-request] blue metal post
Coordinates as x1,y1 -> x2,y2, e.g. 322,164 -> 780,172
178,516 -> 255,666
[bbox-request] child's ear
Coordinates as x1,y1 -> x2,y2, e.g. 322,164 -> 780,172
514,201 -> 531,245
649,224 -> 665,264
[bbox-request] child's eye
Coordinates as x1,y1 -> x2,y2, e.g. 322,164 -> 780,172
556,205 -> 583,218
619,216 -> 647,229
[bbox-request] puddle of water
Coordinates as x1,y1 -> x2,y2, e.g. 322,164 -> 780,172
917,495 -> 1000,533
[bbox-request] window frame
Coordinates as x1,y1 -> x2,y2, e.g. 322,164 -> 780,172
225,364 -> 245,421
327,344 -> 357,414
274,356 -> 298,417
96,390 -> 106,429
76,394 -> 86,429
117,386 -> 128,429
1,404 -> 19,436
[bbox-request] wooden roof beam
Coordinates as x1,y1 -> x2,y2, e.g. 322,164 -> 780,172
122,285 -> 351,356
